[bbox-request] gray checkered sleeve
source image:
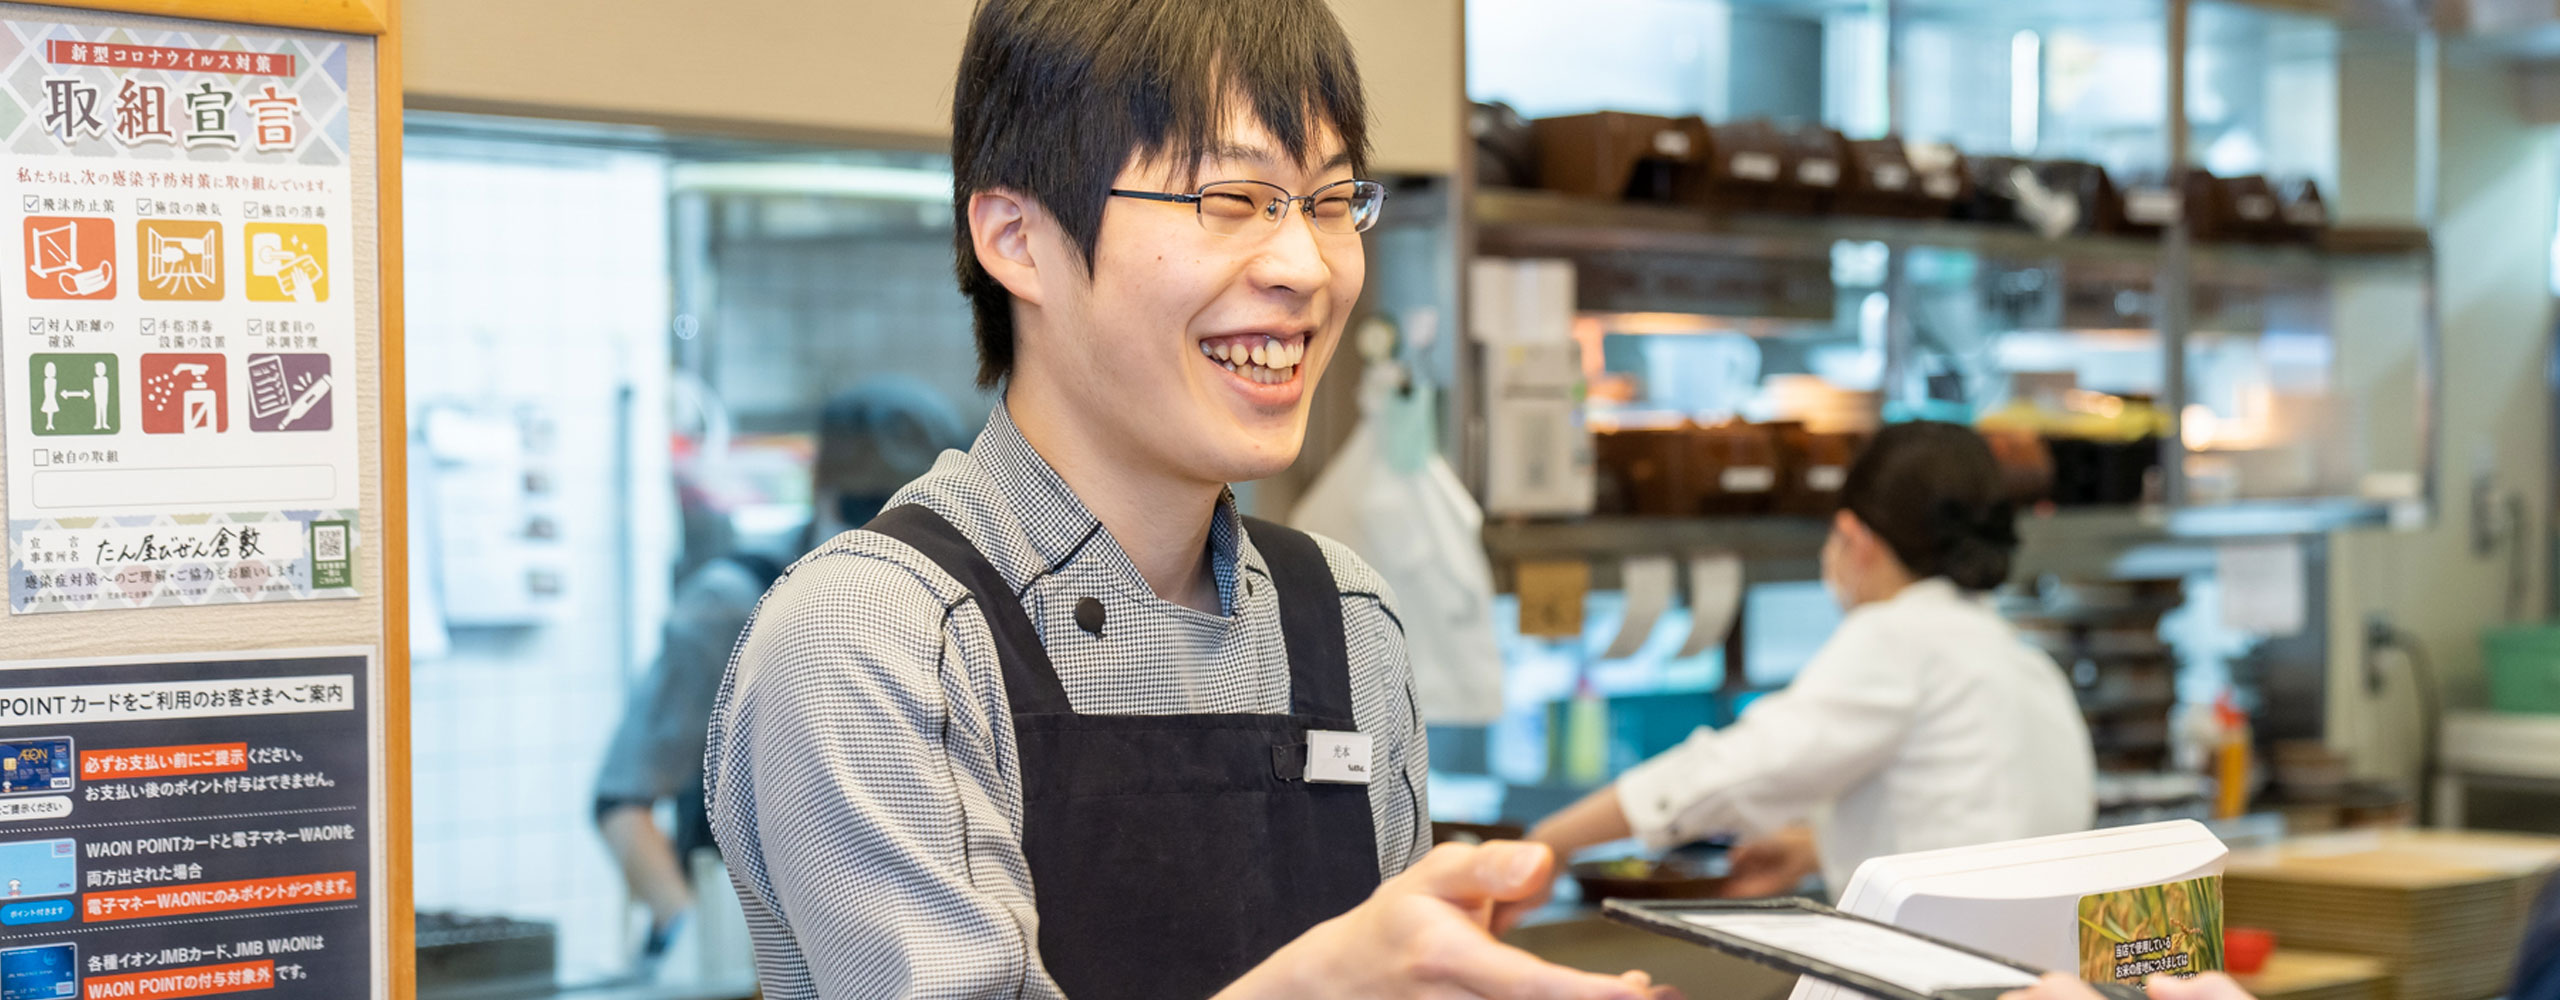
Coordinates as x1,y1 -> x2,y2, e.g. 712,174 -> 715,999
705,409 -> 1431,998
713,547 -> 1063,999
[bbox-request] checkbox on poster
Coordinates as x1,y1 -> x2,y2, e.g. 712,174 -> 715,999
30,450 -> 46,467
20,196 -> 37,212
25,317 -> 39,332
139,318 -> 155,334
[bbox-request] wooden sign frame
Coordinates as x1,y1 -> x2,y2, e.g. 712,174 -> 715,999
0,0 -> 406,994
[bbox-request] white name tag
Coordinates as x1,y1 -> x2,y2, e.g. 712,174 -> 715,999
1306,731 -> 1374,785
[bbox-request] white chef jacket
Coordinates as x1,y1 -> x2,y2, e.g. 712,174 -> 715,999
1617,577 -> 2096,892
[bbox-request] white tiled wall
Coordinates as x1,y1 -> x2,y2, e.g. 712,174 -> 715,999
706,231 -> 989,432
402,137 -> 675,986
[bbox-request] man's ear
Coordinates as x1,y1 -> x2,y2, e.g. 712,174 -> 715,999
969,188 -> 1044,307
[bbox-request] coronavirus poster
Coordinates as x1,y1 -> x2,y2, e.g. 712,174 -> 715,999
0,19 -> 362,614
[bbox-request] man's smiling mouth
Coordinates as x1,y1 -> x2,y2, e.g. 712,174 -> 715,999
1199,333 -> 1307,385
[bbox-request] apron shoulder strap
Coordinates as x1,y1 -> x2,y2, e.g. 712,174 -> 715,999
1240,517 -> 1356,721
864,504 -> 1074,716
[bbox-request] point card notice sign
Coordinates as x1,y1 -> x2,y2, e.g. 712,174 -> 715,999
0,18 -> 363,614
2078,876 -> 2224,984
0,649 -> 380,998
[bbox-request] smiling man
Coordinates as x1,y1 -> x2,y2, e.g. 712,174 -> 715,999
701,1 -> 1667,999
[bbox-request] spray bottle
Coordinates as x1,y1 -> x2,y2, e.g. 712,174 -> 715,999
174,363 -> 214,433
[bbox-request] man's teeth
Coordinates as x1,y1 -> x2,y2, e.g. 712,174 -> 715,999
1199,337 -> 1305,383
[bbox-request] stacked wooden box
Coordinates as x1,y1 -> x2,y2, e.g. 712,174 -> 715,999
2239,951 -> 2389,1000
2223,830 -> 2560,1000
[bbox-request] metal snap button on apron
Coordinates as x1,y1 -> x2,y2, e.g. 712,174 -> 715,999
1074,596 -> 1105,636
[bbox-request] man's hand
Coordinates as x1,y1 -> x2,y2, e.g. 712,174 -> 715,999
1716,825 -> 1818,899
1219,842 -> 1680,1000
2001,973 -> 2259,1000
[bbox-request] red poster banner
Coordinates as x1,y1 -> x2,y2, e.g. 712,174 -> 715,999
81,743 -> 249,779
44,41 -> 294,77
84,872 -> 355,922
81,960 -> 275,998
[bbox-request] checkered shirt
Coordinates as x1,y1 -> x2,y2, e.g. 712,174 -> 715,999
704,404 -> 1431,999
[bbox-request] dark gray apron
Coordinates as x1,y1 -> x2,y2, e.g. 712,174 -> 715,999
864,505 -> 1381,999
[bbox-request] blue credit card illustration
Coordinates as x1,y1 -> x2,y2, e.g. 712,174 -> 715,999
0,943 -> 75,1000
0,841 -> 76,901
0,741 -> 72,797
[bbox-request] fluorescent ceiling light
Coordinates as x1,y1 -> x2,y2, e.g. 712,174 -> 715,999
670,162 -> 954,202
2010,29 -> 2042,155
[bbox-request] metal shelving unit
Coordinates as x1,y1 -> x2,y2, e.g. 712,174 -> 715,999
1461,0 -> 2443,551
1437,0 -> 2440,818
1475,187 -> 2429,281
1483,498 -> 2400,589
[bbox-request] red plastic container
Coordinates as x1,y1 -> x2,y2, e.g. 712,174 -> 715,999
2225,927 -> 2278,975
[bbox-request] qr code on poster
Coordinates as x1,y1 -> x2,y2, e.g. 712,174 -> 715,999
314,524 -> 346,561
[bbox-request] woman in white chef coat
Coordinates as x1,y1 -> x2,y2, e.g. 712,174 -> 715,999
1529,421 -> 2096,896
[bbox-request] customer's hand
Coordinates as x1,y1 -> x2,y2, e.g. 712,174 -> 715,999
1717,825 -> 1819,898
1219,841 -> 1681,1000
2001,972 -> 2258,1000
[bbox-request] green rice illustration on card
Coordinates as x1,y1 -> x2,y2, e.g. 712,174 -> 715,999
2079,875 -> 2224,983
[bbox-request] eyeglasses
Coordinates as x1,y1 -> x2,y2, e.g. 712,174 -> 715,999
1108,178 -> 1387,236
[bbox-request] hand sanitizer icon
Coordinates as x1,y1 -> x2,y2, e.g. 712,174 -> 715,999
141,356 -> 226,435
173,363 -> 216,433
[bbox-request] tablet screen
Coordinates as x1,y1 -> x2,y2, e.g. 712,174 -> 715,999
1681,911 -> 2041,994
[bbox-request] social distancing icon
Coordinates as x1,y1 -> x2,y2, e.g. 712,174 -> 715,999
26,353 -> 117,436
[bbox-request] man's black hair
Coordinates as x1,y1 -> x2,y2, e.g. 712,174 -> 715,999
950,0 -> 1372,388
